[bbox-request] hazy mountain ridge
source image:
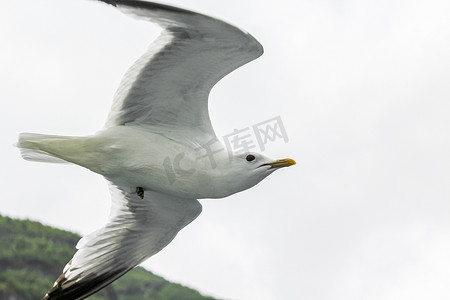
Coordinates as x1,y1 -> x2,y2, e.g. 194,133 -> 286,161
0,215 -> 216,300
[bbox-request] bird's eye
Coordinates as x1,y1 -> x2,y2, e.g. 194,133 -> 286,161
246,154 -> 256,162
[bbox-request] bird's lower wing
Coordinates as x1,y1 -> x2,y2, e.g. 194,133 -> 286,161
43,183 -> 202,300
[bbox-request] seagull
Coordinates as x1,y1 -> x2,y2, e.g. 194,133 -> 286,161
17,0 -> 295,299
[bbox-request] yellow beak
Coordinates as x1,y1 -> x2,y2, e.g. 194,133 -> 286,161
261,158 -> 296,169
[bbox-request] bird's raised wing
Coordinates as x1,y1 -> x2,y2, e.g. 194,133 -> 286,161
43,183 -> 202,300
100,0 -> 263,142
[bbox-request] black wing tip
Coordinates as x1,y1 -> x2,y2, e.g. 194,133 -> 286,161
95,0 -> 117,7
43,266 -> 131,300
95,0 -> 196,15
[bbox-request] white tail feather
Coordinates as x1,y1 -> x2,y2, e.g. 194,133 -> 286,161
17,133 -> 73,164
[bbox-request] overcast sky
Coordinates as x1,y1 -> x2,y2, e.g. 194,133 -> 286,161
1,0 -> 450,299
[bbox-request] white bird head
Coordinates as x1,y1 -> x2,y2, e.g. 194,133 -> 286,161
211,152 -> 296,198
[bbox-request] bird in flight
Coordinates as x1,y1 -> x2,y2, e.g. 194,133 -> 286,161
17,0 -> 295,299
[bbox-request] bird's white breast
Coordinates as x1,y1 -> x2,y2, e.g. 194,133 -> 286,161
86,126 -> 227,199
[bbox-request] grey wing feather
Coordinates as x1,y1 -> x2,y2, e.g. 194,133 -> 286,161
100,0 -> 263,140
43,183 -> 202,300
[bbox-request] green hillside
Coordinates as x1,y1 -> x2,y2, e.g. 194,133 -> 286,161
0,215 -> 215,300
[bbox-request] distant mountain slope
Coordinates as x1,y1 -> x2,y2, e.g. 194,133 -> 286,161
0,215 -> 216,300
